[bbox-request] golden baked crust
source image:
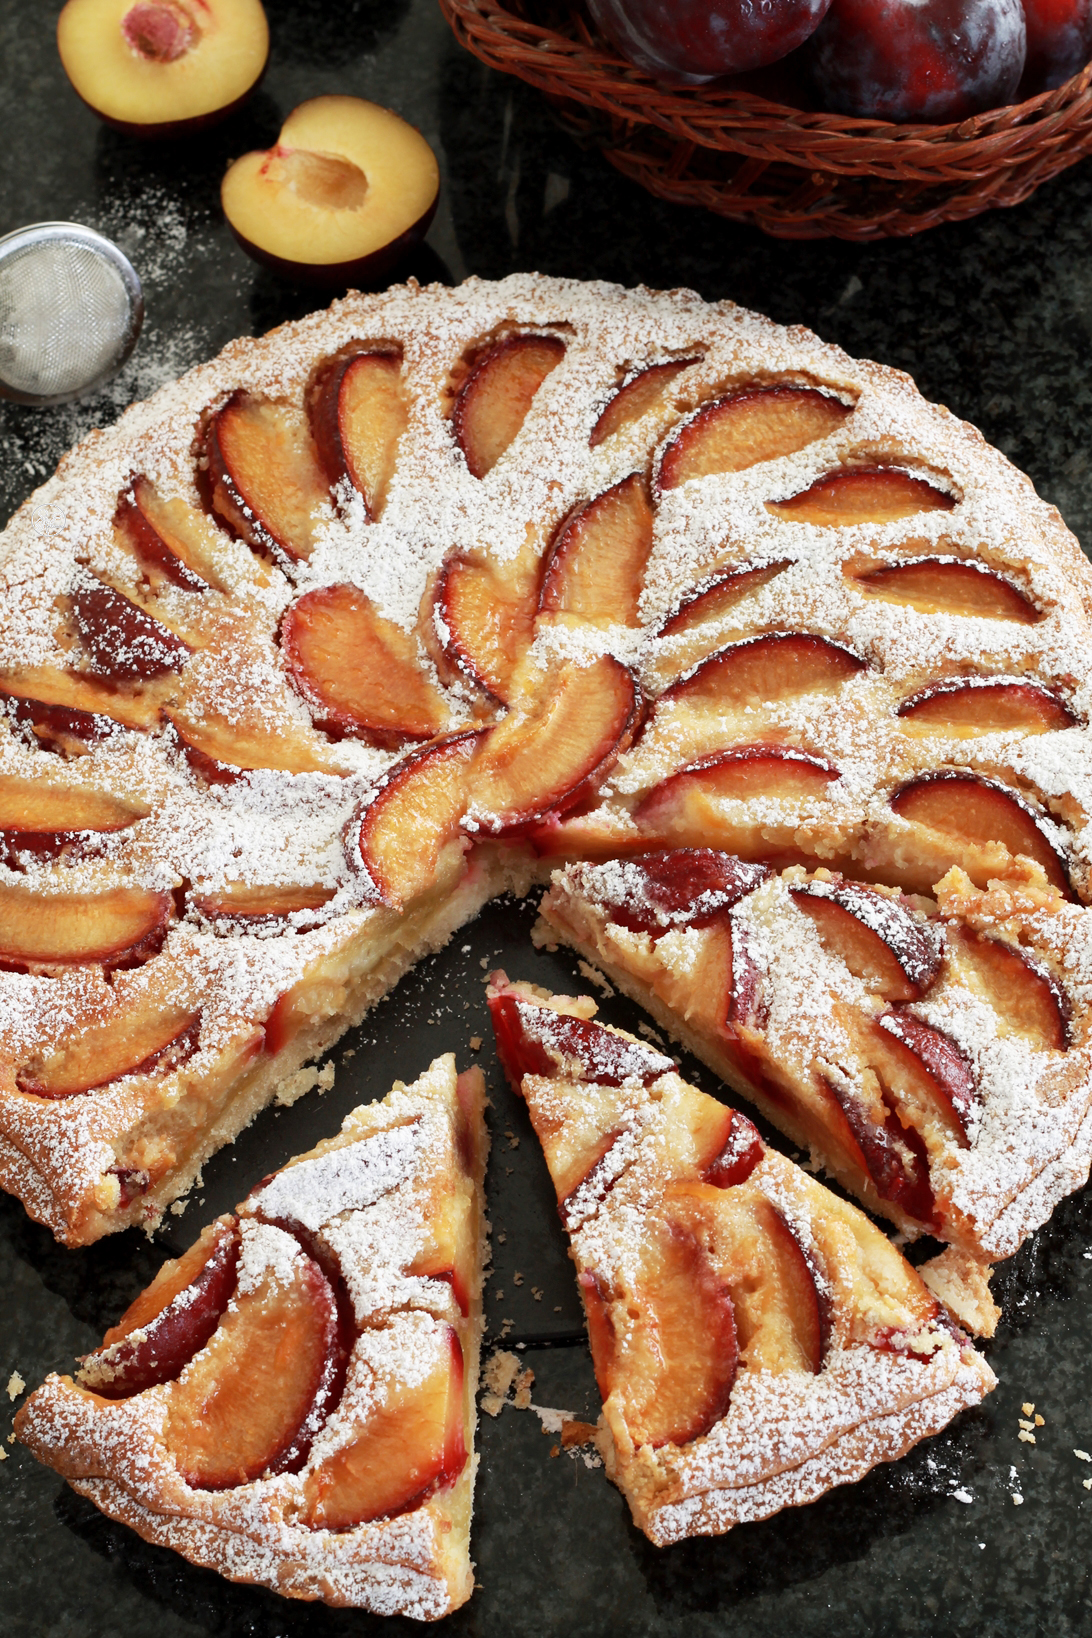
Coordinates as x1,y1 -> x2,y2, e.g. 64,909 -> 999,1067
15,1054 -> 488,1619
0,271 -> 1090,1254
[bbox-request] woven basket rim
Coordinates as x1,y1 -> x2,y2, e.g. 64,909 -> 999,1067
439,0 -> 1092,155
440,0 -> 1092,237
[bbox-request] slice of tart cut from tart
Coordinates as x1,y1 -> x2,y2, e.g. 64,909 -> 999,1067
15,1055 -> 488,1620
485,975 -> 995,1546
534,848 -> 1085,1264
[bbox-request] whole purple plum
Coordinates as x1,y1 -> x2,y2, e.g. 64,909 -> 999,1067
585,0 -> 834,83
807,0 -> 1026,121
1021,0 -> 1092,94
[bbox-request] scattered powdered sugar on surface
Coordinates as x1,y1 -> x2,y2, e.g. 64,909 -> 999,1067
4,186 -> 217,494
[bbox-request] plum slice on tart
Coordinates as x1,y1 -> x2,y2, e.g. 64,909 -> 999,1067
485,977 -> 993,1545
204,392 -> 332,569
15,1055 -> 488,1619
308,346 -> 407,516
658,385 -> 851,491
452,333 -> 565,479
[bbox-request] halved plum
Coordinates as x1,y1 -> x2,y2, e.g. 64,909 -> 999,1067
56,0 -> 268,138
896,677 -> 1075,737
538,473 -> 653,628
464,657 -> 640,835
302,1324 -> 466,1528
767,467 -> 954,525
659,385 -> 850,491
854,557 -> 1040,623
348,729 -> 485,908
790,876 -> 943,1001
309,348 -> 406,517
77,1216 -> 239,1397
453,334 -> 565,478
282,583 -> 451,748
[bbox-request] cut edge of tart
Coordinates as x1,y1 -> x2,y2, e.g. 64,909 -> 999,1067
483,975 -> 995,1546
15,1053 -> 489,1620
0,846 -> 530,1247
533,849 -> 1085,1264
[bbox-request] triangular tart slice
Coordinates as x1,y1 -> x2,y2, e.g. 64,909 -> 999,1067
486,975 -> 995,1546
15,1055 -> 487,1620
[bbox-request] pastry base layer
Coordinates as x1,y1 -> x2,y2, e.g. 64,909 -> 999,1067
69,1476 -> 465,1617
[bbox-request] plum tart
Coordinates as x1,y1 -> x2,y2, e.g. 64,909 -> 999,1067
15,1054 -> 487,1619
1,272 -> 1090,1263
485,975 -> 995,1544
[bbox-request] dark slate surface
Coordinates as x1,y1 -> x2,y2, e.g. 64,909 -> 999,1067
2,4 -> 1092,1634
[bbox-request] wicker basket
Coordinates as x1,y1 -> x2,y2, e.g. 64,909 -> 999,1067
438,0 -> 1092,240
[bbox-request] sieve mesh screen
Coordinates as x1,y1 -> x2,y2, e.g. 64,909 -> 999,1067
0,239 -> 134,398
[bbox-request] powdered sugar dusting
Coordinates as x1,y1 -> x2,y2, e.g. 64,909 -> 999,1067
253,1120 -> 424,1232
543,845 -> 1092,1262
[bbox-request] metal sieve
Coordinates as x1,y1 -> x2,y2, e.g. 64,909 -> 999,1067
0,222 -> 144,407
